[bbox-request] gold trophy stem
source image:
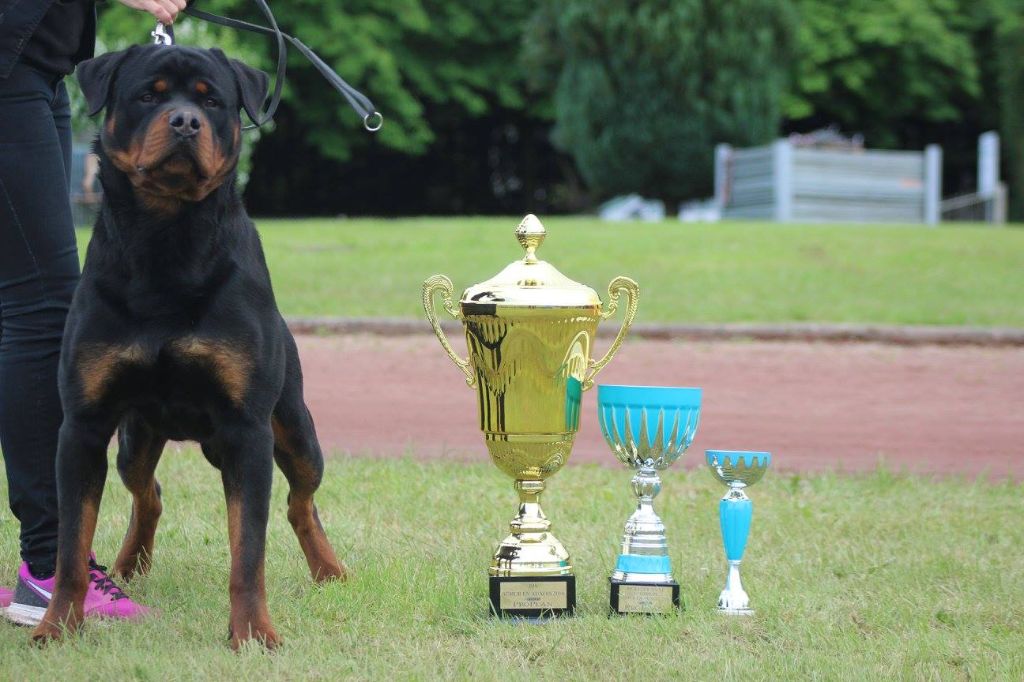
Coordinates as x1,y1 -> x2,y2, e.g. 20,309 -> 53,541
490,479 -> 573,577
510,480 -> 550,534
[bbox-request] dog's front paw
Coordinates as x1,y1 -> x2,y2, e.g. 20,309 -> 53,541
30,621 -> 64,645
229,621 -> 282,651
30,606 -> 81,645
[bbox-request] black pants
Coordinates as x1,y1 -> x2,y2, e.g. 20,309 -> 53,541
0,63 -> 81,576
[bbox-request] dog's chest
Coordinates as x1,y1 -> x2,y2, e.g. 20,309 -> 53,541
75,335 -> 253,410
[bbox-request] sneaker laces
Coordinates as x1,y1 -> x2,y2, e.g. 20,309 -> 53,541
88,559 -> 129,601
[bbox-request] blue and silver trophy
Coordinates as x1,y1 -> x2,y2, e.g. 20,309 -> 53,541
597,385 -> 701,614
706,450 -> 770,615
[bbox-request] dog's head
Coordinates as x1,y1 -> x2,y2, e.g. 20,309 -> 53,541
78,45 -> 268,212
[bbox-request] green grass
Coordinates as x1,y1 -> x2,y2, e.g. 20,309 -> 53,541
2,452 -> 1021,679
77,217 -> 1024,327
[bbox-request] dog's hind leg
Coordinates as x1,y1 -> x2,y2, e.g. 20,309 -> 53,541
272,337 -> 347,584
113,412 -> 166,579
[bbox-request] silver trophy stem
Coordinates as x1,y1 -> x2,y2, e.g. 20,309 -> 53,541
611,466 -> 674,583
717,482 -> 754,614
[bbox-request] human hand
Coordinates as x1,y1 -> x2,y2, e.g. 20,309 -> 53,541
116,0 -> 188,26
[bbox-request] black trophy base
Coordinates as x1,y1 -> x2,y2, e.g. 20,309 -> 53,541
609,578 -> 680,615
489,575 -> 576,620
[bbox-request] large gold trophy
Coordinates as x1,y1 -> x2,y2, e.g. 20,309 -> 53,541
423,214 -> 639,618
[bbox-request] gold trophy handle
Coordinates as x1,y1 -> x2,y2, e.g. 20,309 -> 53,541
584,276 -> 639,391
422,275 -> 476,387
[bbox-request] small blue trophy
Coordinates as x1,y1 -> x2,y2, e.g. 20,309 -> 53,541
706,450 -> 770,615
598,385 -> 701,614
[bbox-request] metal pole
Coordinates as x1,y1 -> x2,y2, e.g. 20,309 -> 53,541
924,144 -> 942,226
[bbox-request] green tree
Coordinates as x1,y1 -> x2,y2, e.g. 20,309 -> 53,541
786,0 -> 983,147
524,0 -> 796,203
996,2 -> 1024,220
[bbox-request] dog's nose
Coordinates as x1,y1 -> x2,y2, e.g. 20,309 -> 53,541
169,108 -> 202,138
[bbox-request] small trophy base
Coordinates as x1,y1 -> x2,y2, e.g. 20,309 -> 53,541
489,575 -> 576,620
717,606 -> 754,616
609,578 -> 680,615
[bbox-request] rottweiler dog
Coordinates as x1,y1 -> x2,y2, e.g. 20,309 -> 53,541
30,45 -> 346,649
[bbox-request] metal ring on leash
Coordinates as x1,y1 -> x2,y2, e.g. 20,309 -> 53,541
363,112 -> 383,132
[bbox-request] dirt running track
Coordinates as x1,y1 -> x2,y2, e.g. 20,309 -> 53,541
295,334 -> 1024,479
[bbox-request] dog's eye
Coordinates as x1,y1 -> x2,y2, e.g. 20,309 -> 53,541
140,92 -> 155,103
203,97 -> 219,109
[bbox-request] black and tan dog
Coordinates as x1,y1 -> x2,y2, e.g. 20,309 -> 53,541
30,45 -> 346,648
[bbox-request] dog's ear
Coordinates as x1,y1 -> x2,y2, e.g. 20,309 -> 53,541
211,49 -> 269,125
77,47 -> 136,116
231,59 -> 270,124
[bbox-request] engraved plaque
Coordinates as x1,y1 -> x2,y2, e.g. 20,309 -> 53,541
617,584 -> 674,613
499,581 -> 569,610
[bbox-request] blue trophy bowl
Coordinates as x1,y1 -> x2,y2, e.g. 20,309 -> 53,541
705,450 -> 771,488
597,385 -> 702,470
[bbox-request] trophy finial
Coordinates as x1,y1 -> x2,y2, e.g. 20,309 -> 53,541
516,214 -> 546,264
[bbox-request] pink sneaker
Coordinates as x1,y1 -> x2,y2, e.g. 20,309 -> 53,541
3,555 -> 151,626
0,585 -> 12,609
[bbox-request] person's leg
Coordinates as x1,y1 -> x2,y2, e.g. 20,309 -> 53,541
0,64 -> 81,580
54,79 -> 74,193
2,65 -> 152,628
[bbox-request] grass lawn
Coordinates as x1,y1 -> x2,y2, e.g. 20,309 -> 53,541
77,217 -> 1024,327
2,451 -> 1021,679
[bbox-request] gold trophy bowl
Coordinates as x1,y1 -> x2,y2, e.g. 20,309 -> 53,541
423,214 -> 639,618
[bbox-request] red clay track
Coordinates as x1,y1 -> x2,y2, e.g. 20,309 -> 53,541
296,334 -> 1024,479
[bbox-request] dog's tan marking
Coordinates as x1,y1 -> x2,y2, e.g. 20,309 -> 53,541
104,144 -> 135,175
194,120 -> 219,180
114,479 -> 162,580
192,118 -> 238,201
226,495 -> 242,562
225,495 -> 279,649
138,193 -> 184,215
153,79 -> 168,93
77,343 -> 147,404
105,113 -> 116,136
136,110 -> 176,171
286,493 -> 347,583
171,337 -> 252,404
271,417 -> 347,583
270,416 -> 290,453
74,497 -> 100,574
195,81 -> 209,95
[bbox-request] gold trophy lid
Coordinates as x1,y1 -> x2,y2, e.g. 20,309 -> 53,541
461,215 -> 601,311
